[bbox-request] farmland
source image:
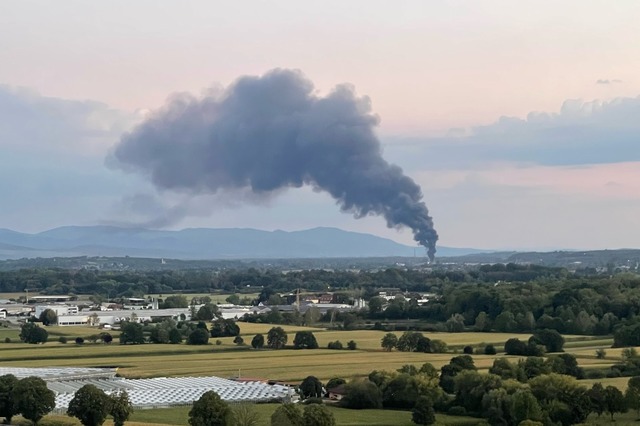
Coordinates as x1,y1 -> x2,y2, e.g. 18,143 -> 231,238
0,325 -> 615,381
1,321 -> 639,425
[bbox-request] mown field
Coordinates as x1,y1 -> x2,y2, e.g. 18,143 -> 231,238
0,323 -> 620,382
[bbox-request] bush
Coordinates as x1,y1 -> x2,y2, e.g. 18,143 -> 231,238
585,369 -> 607,379
463,345 -> 473,354
233,336 -> 244,346
484,344 -> 497,355
58,336 -> 68,344
75,337 -> 84,344
341,380 -> 382,409
303,397 -> 323,405
327,341 -> 343,350
303,404 -> 335,426
430,339 -> 448,353
4,337 -> 10,343
271,403 -> 302,426
347,340 -> 357,350
216,339 -> 222,345
187,328 -> 210,345
447,406 -> 467,416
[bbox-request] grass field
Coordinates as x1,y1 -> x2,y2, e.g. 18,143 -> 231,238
11,404 -> 481,426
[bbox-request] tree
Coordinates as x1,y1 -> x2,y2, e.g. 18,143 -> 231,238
596,348 -> 607,359
39,309 -> 58,326
162,295 -> 188,309
251,334 -> 264,349
187,328 -> 210,345
587,382 -> 606,418
302,404 -> 335,426
188,390 -> 232,426
604,385 -> 628,420
419,363 -> 439,379
210,319 -> 240,337
380,333 -> 397,351
304,306 -> 321,326
100,333 -> 113,344
0,374 -> 18,424
67,384 -> 110,426
396,332 -> 430,353
412,396 -> 435,425
299,376 -> 323,399
347,340 -> 357,350
19,322 -> 48,344
13,376 -> 56,425
119,322 -> 145,345
489,358 -> 523,381
233,336 -> 244,345
484,344 -> 497,355
169,328 -> 183,344
453,370 -> 502,414
194,304 -> 220,321
439,355 -> 476,394
267,327 -> 288,349
510,390 -> 543,424
327,341 -> 343,350
368,297 -> 385,315
110,390 -> 133,426
626,376 -> 640,419
383,374 -> 421,409
293,331 -> 318,349
429,339 -> 448,353
271,403 -> 303,426
341,380 -> 382,409
530,329 -> 564,353
232,403 -> 260,426
529,374 -> 592,425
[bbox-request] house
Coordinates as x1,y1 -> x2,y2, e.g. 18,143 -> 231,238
326,384 -> 347,401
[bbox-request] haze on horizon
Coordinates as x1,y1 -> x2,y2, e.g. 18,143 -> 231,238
1,0 -> 639,252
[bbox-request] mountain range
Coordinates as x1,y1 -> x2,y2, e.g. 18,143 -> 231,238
0,226 -> 486,260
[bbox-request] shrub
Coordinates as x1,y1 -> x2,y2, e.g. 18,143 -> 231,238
58,336 -> 68,344
216,339 -> 222,345
341,380 -> 382,409
327,341 -> 343,350
347,340 -> 357,350
3,337 -> 10,343
447,406 -> 467,416
75,337 -> 84,344
484,344 -> 497,355
463,345 -> 473,354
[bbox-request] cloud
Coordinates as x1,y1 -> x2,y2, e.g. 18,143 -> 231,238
0,85 -> 136,156
386,95 -> 640,170
0,85 -> 141,232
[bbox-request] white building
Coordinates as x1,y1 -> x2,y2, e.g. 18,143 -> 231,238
34,305 -> 79,318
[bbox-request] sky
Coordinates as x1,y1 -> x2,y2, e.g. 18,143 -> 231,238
1,0 -> 639,251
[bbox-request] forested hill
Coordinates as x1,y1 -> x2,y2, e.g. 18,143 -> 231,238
0,226 -> 483,260
438,249 -> 640,270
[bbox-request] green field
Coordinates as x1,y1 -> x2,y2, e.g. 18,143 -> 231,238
12,404 -> 480,426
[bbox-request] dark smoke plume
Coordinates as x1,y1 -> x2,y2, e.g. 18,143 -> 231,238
110,69 -> 438,259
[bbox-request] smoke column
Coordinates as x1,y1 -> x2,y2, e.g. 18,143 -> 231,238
110,69 -> 439,259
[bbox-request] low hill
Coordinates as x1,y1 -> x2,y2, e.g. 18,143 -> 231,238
0,226 -> 484,260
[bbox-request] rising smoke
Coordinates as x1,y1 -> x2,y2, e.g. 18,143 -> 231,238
110,69 -> 439,259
